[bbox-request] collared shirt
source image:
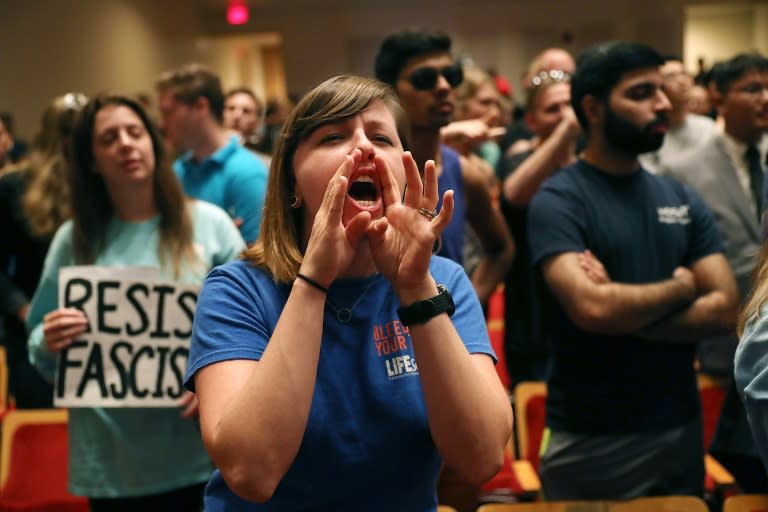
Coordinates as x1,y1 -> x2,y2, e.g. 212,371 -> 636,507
720,130 -> 768,218
175,136 -> 268,243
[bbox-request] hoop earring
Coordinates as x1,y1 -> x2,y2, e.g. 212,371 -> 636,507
289,194 -> 302,208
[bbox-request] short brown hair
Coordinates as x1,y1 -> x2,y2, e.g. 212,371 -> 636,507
225,87 -> 263,117
156,63 -> 225,122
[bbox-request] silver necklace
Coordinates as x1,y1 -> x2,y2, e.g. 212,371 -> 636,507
326,274 -> 380,323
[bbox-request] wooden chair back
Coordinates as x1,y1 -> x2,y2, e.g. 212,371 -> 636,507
478,496 -> 708,512
723,494 -> 768,512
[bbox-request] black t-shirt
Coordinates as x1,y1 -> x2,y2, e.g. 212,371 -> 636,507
498,150 -> 558,367
528,159 -> 724,434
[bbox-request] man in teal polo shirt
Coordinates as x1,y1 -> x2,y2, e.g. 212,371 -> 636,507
157,64 -> 268,243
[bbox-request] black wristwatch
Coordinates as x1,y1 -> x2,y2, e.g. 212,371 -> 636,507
397,284 -> 455,326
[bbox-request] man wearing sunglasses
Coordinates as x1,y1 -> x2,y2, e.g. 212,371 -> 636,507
375,29 -> 514,510
374,28 -> 514,310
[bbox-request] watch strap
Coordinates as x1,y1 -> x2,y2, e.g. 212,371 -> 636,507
397,284 -> 455,326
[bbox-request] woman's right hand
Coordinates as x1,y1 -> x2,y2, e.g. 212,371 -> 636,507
43,307 -> 89,353
299,149 -> 372,287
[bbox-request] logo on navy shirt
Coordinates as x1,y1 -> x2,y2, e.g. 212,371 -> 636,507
657,205 -> 690,225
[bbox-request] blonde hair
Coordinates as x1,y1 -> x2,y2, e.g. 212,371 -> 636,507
242,75 -> 409,283
455,67 -> 495,118
22,93 -> 86,237
739,242 -> 768,335
526,70 -> 571,111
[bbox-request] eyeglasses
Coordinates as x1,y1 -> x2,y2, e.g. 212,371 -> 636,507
530,69 -> 571,88
405,65 -> 464,91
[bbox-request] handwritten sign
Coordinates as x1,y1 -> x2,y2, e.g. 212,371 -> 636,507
55,266 -> 199,407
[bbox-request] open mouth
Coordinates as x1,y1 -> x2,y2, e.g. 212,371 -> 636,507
347,174 -> 381,208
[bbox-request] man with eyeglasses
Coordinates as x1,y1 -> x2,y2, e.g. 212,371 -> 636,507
528,41 -> 738,499
639,56 -> 718,174
661,51 -> 768,493
374,29 -> 514,309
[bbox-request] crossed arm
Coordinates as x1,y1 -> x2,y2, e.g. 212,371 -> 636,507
542,251 -> 739,340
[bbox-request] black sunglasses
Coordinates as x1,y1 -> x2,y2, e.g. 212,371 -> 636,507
406,65 -> 464,91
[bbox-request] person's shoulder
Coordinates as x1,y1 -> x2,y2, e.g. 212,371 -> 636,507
225,141 -> 269,173
538,160 -> 581,191
45,219 -> 75,255
52,219 -> 74,238
440,144 -> 462,169
189,198 -> 233,223
173,152 -> 192,171
645,171 -> 711,208
207,258 -> 271,287
660,134 -> 723,178
686,113 -> 718,131
429,255 -> 468,284
644,170 -> 685,189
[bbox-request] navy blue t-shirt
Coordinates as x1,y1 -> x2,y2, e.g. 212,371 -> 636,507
436,145 -> 465,265
528,159 -> 724,435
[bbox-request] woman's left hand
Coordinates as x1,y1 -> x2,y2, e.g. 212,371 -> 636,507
178,390 -> 199,418
367,151 -> 453,297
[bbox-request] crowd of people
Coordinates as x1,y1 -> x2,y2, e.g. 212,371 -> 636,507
0,24 -> 767,512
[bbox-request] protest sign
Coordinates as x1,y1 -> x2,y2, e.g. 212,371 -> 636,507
54,266 -> 199,407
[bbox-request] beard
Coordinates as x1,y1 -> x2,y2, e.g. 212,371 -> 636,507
603,105 -> 668,156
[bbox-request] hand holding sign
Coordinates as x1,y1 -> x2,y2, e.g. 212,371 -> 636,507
43,308 -> 89,352
179,391 -> 199,418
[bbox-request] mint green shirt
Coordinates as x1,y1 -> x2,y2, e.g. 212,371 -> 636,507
27,200 -> 245,498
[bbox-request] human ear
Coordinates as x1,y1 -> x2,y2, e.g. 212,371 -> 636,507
194,96 -> 210,115
708,86 -> 724,110
581,95 -> 603,129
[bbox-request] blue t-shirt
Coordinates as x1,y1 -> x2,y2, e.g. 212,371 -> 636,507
185,256 -> 494,511
175,136 -> 268,244
528,160 -> 724,435
436,145 -> 466,265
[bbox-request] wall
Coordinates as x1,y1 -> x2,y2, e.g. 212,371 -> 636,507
0,0 -> 206,138
684,3 -> 767,74
9,0 -> 755,140
203,0 -> 685,104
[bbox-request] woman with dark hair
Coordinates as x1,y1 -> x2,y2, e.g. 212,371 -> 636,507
26,93 -> 244,510
0,93 -> 86,408
186,75 -> 512,511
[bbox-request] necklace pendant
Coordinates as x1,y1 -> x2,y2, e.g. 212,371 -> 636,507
337,308 -> 353,323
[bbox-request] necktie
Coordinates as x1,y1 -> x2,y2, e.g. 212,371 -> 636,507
746,144 -> 764,223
